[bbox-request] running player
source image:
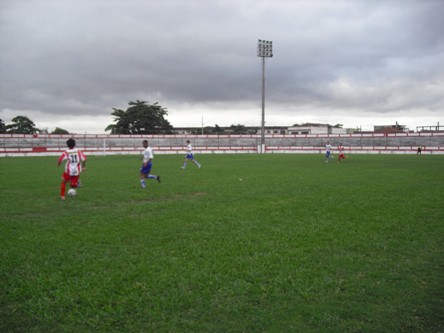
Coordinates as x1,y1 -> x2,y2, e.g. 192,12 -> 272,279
337,142 -> 346,162
181,140 -> 201,169
325,141 -> 332,163
140,140 -> 161,188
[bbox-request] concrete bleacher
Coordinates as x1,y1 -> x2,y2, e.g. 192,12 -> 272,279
0,132 -> 443,156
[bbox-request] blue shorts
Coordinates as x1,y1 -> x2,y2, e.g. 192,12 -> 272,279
140,161 -> 152,174
326,151 -> 331,158
186,153 -> 194,160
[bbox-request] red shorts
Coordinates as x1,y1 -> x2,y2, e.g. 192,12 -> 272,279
339,153 -> 345,160
62,172 -> 80,188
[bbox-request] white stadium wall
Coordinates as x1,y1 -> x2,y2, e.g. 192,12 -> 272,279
0,132 -> 443,157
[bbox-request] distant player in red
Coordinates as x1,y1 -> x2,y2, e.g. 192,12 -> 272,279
57,138 -> 86,200
337,142 -> 346,162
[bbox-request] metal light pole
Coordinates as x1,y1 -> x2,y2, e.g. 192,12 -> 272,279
257,39 -> 273,153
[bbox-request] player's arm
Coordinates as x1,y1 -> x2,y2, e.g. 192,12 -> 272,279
80,151 -> 87,171
57,154 -> 65,167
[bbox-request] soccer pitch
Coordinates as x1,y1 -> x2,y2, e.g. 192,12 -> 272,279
1,154 -> 443,332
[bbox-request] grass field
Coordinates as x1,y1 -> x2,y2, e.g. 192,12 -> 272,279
1,153 -> 443,332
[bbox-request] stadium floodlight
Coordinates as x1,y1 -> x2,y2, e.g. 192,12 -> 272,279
257,39 -> 273,154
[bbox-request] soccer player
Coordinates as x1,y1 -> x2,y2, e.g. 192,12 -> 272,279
325,141 -> 332,163
57,138 -> 86,201
337,142 -> 346,162
140,140 -> 161,189
181,140 -> 201,169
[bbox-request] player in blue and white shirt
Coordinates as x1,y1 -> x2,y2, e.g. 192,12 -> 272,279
140,140 -> 160,188
181,140 -> 201,169
325,141 -> 332,163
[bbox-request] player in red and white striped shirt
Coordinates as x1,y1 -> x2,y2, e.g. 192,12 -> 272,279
337,142 -> 346,162
57,138 -> 86,200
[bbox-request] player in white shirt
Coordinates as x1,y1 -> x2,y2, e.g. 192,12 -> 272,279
140,140 -> 161,189
325,141 -> 332,163
181,140 -> 201,169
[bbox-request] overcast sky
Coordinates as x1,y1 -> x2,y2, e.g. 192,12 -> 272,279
1,0 -> 443,133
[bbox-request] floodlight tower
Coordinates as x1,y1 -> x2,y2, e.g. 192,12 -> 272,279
257,39 -> 273,154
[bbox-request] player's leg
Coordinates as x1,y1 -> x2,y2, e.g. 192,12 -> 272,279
140,172 -> 147,188
193,158 -> 201,168
146,163 -> 160,182
181,156 -> 189,169
141,162 -> 160,185
147,174 -> 161,183
60,180 -> 67,199
140,163 -> 149,188
70,176 -> 79,188
60,173 -> 69,200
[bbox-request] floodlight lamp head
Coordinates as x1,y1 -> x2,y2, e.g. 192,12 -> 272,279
257,39 -> 273,58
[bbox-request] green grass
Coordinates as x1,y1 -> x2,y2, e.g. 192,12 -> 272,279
1,154 -> 443,332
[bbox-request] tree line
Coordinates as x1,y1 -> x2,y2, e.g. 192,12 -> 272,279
1,100 -> 254,135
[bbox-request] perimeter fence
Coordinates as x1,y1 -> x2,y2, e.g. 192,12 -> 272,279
1,132 -> 443,157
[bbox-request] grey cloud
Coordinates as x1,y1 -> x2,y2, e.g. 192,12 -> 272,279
1,0 -> 443,131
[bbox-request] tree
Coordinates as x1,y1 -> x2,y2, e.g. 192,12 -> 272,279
6,116 -> 39,134
105,100 -> 173,134
0,119 -> 6,133
230,124 -> 247,134
51,127 -> 70,134
189,125 -> 226,135
394,122 -> 406,131
213,124 -> 225,134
